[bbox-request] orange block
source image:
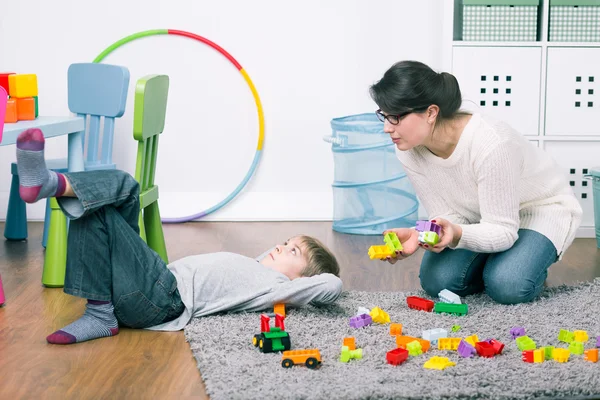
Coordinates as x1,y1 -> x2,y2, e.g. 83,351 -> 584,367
5,98 -> 17,123
396,335 -> 430,352
16,97 -> 35,121
274,303 -> 285,317
343,337 -> 356,350
390,323 -> 403,336
584,349 -> 598,363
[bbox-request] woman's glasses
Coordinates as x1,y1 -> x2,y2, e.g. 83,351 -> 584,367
375,107 -> 428,125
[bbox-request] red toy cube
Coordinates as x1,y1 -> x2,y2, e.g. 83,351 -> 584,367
522,350 -> 534,363
489,339 -> 505,355
406,296 -> 434,312
0,73 -> 15,93
386,348 -> 409,365
475,341 -> 496,358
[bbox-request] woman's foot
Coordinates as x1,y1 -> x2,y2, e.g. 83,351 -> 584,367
46,300 -> 119,345
16,128 -> 66,203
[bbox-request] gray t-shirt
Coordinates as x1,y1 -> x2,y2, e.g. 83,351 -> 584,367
146,251 -> 343,331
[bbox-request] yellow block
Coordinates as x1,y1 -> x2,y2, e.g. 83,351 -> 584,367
423,356 -> 456,370
368,245 -> 394,260
438,338 -> 462,350
533,349 -> 544,363
573,330 -> 588,343
464,334 -> 479,347
553,348 -> 570,363
370,306 -> 390,324
8,74 -> 38,98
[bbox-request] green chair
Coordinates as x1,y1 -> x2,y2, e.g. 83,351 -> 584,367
132,74 -> 170,263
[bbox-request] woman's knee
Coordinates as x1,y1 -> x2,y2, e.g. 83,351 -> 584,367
484,271 -> 544,305
419,250 -> 475,297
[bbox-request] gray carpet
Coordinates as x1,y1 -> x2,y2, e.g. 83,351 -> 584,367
184,279 -> 600,400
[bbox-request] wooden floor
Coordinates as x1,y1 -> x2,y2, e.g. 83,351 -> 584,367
0,221 -> 598,399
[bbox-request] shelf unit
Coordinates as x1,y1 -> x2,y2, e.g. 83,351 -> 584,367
442,0 -> 600,238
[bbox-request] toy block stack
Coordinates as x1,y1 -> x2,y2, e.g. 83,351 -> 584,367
416,220 -> 441,246
1,73 -> 39,123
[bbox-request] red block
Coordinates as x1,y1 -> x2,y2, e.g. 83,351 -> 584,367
386,348 -> 409,365
522,350 -> 534,363
406,296 -> 434,312
475,341 -> 496,358
489,339 -> 505,355
0,73 -> 15,93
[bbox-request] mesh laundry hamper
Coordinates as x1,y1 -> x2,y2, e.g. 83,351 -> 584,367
323,113 -> 419,235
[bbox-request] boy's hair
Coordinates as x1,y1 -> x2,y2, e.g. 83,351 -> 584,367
298,235 -> 340,277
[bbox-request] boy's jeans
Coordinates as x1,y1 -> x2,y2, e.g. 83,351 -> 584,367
419,229 -> 558,305
57,170 -> 185,328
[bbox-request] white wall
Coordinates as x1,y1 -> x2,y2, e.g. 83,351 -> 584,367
0,0 -> 445,221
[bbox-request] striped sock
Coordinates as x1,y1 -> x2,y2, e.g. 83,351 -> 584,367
46,300 -> 119,345
16,128 -> 66,203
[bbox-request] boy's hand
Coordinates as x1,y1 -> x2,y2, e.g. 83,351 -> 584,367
423,218 -> 462,253
381,228 -> 420,264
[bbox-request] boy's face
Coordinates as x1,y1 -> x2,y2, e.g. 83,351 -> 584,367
259,236 -> 307,280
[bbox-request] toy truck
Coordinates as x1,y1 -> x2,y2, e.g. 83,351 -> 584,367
252,313 -> 291,353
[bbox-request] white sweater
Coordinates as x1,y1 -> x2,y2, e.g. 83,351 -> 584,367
396,113 -> 582,258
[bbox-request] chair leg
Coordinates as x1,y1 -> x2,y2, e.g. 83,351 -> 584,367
0,273 -> 5,306
42,198 -> 67,287
139,211 -> 147,243
42,199 -> 51,248
4,174 -> 28,241
144,202 -> 168,264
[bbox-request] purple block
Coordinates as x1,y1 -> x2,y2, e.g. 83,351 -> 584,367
596,336 -> 600,348
415,220 -> 441,235
350,313 -> 372,328
510,327 -> 525,339
458,340 -> 476,358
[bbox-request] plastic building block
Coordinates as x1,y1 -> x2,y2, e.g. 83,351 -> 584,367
340,346 -> 363,363
368,245 -> 394,260
558,329 -> 574,343
0,72 -> 15,93
252,313 -> 290,353
407,340 -> 423,356
597,336 -> 600,348
5,98 -> 17,123
522,350 -> 534,363
553,348 -> 570,363
390,323 -> 403,336
540,346 -> 554,360
383,232 -> 403,252
370,306 -> 390,324
584,349 -> 598,363
281,349 -> 321,369
515,336 -> 536,351
510,326 -> 526,339
433,302 -> 468,316
568,341 -> 584,355
489,339 -> 505,355
438,289 -> 461,304
406,296 -> 434,312
418,231 -> 440,246
16,97 -> 35,121
533,349 -> 545,363
475,341 -> 496,358
349,313 -> 372,329
343,337 -> 356,350
8,74 -> 38,98
415,220 -> 442,235
423,356 -> 456,370
386,348 -> 408,366
573,330 -> 588,343
451,325 -> 461,332
464,334 -> 479,347
357,306 -> 370,316
438,338 -> 461,351
396,336 -> 430,352
422,328 -> 447,344
274,303 -> 285,317
458,340 -> 477,358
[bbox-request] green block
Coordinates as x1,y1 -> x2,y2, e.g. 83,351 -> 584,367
421,231 -> 440,246
434,302 -> 468,316
34,95 -> 38,117
558,329 -> 574,343
451,325 -> 461,332
568,341 -> 584,355
407,340 -> 423,356
384,232 -> 403,252
541,346 -> 554,360
515,335 -> 536,351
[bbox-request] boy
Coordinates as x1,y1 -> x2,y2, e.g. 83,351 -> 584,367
15,128 -> 342,344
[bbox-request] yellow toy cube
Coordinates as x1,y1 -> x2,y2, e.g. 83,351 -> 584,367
8,74 -> 38,98
370,306 -> 390,324
533,349 -> 544,363
573,330 -> 588,343
368,245 -> 394,260
464,334 -> 479,347
553,348 -> 570,363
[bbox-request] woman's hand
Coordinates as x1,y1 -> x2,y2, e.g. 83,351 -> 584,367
422,218 -> 462,253
381,228 -> 420,264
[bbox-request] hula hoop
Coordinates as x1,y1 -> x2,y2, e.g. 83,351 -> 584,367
93,29 -> 265,223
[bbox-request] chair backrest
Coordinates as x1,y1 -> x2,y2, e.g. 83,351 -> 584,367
0,86 -> 7,144
132,74 -> 169,192
68,63 -> 130,167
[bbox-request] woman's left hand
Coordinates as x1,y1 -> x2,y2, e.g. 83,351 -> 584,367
420,218 -> 462,253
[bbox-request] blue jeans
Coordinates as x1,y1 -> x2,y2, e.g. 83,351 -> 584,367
57,169 -> 185,328
419,229 -> 558,305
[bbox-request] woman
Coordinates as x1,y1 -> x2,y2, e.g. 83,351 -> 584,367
370,60 -> 582,305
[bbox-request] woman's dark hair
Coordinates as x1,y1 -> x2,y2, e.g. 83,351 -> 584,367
370,60 -> 462,120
